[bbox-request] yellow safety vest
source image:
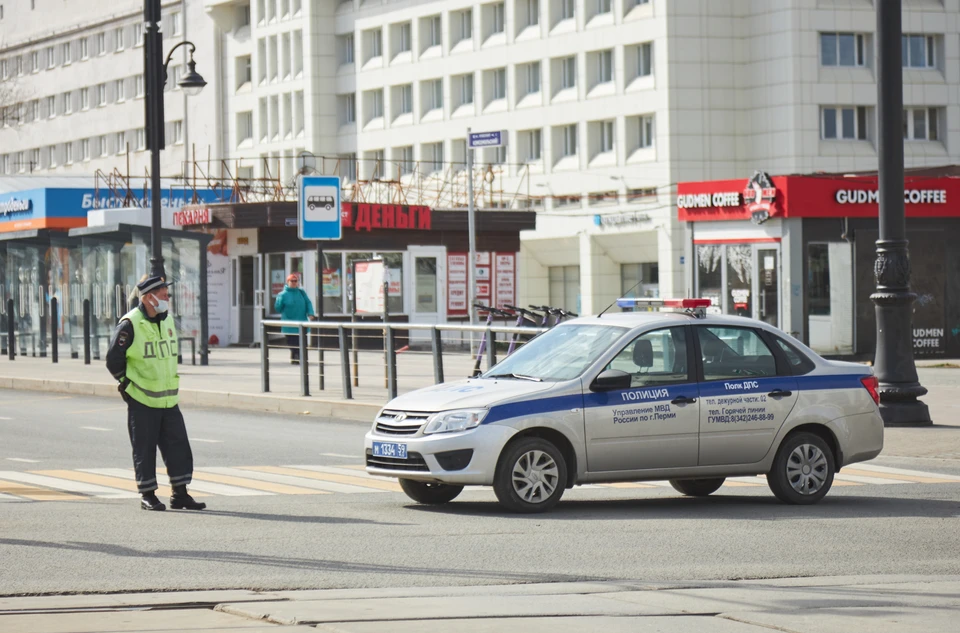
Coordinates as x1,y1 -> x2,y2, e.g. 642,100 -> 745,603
122,308 -> 179,408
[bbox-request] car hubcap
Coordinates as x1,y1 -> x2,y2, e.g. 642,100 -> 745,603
512,450 -> 559,503
786,444 -> 828,495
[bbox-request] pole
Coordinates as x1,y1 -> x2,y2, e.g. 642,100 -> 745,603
82,299 -> 91,365
316,242 -> 324,390
50,297 -> 58,364
5,299 -> 13,361
260,320 -> 269,392
144,0 -> 166,279
466,127 -> 477,331
383,278 -> 389,390
872,0 -> 930,426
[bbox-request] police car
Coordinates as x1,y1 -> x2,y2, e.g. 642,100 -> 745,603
364,298 -> 884,513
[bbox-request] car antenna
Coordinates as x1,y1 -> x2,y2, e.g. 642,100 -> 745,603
597,281 -> 644,318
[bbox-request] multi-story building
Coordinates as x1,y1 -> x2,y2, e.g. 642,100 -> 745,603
0,0 -> 219,179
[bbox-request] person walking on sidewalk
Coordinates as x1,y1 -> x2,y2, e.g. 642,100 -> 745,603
274,274 -> 315,364
105,275 -> 206,512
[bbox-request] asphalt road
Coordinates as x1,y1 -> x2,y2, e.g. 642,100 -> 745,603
1,389 -> 959,596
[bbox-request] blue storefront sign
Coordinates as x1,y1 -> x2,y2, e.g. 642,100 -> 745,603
0,187 -> 225,233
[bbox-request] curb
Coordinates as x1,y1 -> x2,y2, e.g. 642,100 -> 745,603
0,376 -> 382,422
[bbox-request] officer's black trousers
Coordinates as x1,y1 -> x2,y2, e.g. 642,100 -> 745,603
126,400 -> 194,494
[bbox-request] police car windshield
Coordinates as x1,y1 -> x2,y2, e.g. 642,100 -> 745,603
482,324 -> 627,382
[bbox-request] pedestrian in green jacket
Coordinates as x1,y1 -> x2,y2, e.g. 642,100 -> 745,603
274,274 -> 314,363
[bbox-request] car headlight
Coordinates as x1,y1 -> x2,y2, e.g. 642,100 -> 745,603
423,409 -> 488,435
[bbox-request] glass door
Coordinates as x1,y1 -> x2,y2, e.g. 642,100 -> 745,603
406,246 -> 446,344
755,247 -> 780,327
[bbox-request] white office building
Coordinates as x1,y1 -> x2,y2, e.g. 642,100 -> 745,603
0,0 -> 219,179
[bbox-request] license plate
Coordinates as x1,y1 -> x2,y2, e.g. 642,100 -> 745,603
372,441 -> 408,459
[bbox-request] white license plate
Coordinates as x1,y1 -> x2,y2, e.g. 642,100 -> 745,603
372,441 -> 408,459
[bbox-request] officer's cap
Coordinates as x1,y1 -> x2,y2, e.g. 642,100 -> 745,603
137,276 -> 174,296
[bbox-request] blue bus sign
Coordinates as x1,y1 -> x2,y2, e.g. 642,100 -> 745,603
468,130 -> 506,148
299,175 -> 342,240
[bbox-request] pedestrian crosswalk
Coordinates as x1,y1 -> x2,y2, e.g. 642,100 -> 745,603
0,463 -> 957,503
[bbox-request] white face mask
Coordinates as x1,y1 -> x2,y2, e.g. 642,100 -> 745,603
153,299 -> 169,313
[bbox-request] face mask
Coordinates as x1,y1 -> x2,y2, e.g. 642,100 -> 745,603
154,299 -> 169,313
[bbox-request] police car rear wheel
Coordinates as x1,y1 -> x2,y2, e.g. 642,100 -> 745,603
669,478 -> 725,497
767,432 -> 835,505
494,438 -> 567,513
398,479 -> 463,504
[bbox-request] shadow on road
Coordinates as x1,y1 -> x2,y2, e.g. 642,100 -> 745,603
190,509 -> 406,526
405,494 -> 960,521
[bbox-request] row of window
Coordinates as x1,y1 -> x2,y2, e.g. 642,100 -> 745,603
255,0 -> 300,25
236,91 -> 306,147
819,32 -> 938,69
820,106 -> 942,142
0,68 -> 192,128
0,122 -> 183,174
0,12 -> 181,80
338,45 -> 652,128
246,30 -> 304,89
337,0 -> 649,68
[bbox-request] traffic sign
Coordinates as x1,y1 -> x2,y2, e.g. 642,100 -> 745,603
299,175 -> 342,240
468,130 -> 507,148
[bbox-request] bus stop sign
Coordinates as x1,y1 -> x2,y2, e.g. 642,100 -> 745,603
299,175 -> 342,240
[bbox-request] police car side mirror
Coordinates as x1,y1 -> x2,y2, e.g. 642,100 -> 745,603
591,369 -> 632,392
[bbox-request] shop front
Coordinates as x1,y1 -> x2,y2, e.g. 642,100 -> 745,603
176,201 -> 536,347
678,168 -> 960,359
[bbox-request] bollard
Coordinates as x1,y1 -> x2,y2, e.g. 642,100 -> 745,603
317,327 -> 325,392
431,327 -> 444,384
6,298 -> 14,361
299,323 -> 309,397
261,321 -> 270,393
486,328 -> 496,371
339,325 -> 352,400
39,295 -> 47,359
50,298 -> 58,364
82,299 -> 91,365
385,326 -> 397,399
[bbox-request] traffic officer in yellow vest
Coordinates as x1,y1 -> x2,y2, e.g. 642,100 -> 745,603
105,275 -> 206,512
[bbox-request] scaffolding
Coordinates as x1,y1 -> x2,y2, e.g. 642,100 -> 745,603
91,146 -> 544,211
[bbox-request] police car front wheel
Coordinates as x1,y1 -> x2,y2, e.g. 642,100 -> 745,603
767,432 -> 835,505
398,479 -> 463,504
494,437 -> 568,513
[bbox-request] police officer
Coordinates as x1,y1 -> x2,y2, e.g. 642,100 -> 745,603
105,275 -> 206,512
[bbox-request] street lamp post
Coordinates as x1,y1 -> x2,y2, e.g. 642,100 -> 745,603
143,0 -> 206,279
872,0 -> 931,426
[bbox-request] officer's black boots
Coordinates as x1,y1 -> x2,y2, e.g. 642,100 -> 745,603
140,493 -> 166,511
170,485 -> 206,510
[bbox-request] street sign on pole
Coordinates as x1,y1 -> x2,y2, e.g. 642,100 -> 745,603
468,130 -> 507,148
298,175 -> 342,241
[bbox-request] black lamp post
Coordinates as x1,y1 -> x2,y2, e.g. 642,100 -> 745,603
143,0 -> 206,279
872,0 -> 931,426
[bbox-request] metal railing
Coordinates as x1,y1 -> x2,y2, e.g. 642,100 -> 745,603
260,319 -> 549,401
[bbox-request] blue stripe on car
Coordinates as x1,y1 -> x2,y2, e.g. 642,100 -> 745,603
482,374 -> 868,424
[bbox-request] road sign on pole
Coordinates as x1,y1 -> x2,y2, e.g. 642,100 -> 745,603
299,175 -> 342,241
468,130 -> 507,148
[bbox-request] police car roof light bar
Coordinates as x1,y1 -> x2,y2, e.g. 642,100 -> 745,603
615,297 -> 712,318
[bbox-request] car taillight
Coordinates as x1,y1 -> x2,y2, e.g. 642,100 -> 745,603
861,375 -> 880,406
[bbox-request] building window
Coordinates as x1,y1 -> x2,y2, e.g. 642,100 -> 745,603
64,142 -> 73,164
397,145 -> 414,175
237,55 -> 252,88
61,42 -> 72,64
638,114 -> 654,148
902,34 -> 935,68
1,155 -> 8,174
637,42 -> 653,77
134,23 -> 144,47
398,84 -> 413,114
597,0 -> 612,15
599,119 -> 615,153
0,59 -> 7,80
492,67 -> 506,100
367,89 -> 384,119
904,107 -> 939,141
492,2 -> 505,34
30,148 -> 40,170
134,75 -> 144,97
171,11 -> 182,36
456,9 -> 473,41
524,62 -> 541,94
97,83 -> 107,106
426,142 -> 444,172
338,94 -> 356,124
338,34 -> 354,64
116,79 -> 125,102
116,132 -> 126,154
237,111 -> 254,145
136,128 -> 146,150
621,263 -> 659,299
48,145 -> 57,167
425,78 -> 443,111
398,22 -> 411,53
80,38 -> 89,60
340,153 -> 357,181
560,56 -> 576,89
523,128 -> 542,162
63,92 -> 72,114
820,32 -> 866,67
30,51 -> 39,72
30,99 -> 40,121
523,0 -> 539,27
821,106 -> 868,140
97,32 -> 106,56
115,27 -> 124,52
370,28 -> 382,58
45,95 -> 55,118
45,46 -> 55,69
80,88 -> 89,110
81,138 -> 90,160
549,265 -> 580,314
808,244 -> 830,316
562,124 -> 577,156
98,136 -> 108,157
427,15 -> 442,47
173,120 -> 183,144
597,49 -> 613,83
559,0 -> 575,21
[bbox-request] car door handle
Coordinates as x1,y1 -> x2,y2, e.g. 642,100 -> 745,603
671,396 -> 697,405
768,389 -> 792,398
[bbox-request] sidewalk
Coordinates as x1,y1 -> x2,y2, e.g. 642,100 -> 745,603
0,576 -> 956,632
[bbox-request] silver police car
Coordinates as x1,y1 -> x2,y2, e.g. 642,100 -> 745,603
364,299 -> 884,513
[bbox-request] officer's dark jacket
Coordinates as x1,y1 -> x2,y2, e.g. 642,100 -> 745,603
106,305 -> 167,382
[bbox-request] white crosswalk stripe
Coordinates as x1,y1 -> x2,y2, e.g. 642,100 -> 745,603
855,463 -> 960,482
0,492 -> 26,502
0,471 -> 139,499
83,468 -> 272,496
199,467 -> 381,494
